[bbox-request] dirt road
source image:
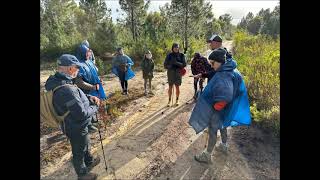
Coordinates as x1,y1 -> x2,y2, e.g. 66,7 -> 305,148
40,41 -> 279,180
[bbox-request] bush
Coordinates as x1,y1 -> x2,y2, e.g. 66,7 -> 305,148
95,57 -> 106,76
233,30 -> 279,136
251,103 -> 280,137
233,30 -> 279,111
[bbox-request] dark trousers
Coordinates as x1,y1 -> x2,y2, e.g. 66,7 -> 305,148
119,70 -> 128,92
194,78 -> 204,96
206,113 -> 228,153
69,133 -> 93,176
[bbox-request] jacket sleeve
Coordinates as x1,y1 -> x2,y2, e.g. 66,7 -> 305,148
74,76 -> 96,91
164,54 -> 170,69
64,87 -> 98,122
181,54 -> 187,67
151,60 -> 155,70
173,54 -> 187,68
212,79 -> 234,104
191,59 -> 196,75
126,56 -> 134,66
112,57 -> 117,67
141,59 -> 145,70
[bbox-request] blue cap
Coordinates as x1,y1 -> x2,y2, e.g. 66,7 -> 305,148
57,54 -> 83,67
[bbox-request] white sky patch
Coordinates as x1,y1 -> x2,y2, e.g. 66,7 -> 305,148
77,0 -> 279,25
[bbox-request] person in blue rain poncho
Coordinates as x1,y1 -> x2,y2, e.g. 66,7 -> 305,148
189,48 -> 251,164
111,47 -> 135,95
74,40 -> 107,133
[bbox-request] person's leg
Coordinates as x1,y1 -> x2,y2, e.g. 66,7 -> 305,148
149,78 -> 152,93
88,116 -> 98,133
215,127 -> 228,153
70,134 -> 89,177
195,113 -> 220,163
199,78 -> 204,92
119,71 -> 125,93
124,80 -> 128,93
144,78 -> 147,95
175,85 -> 180,105
84,134 -> 100,171
167,84 -> 173,106
193,78 -> 198,98
220,127 -> 228,144
207,125 -> 218,154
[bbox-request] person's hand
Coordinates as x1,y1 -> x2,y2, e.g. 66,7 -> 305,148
194,73 -> 202,79
99,78 -> 105,86
90,96 -> 100,106
95,84 -> 99,91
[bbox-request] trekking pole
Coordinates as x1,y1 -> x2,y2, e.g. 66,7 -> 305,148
96,90 -> 108,172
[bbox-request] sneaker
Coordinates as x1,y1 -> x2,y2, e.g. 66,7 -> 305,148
216,142 -> 228,153
88,125 -> 98,134
78,172 -> 98,180
194,150 -> 211,163
121,91 -> 126,95
86,156 -> 101,172
175,100 -> 179,106
167,101 -> 171,107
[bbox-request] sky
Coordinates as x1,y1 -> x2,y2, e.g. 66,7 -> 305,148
103,0 -> 280,25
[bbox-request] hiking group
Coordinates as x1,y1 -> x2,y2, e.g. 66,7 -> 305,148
41,34 -> 251,180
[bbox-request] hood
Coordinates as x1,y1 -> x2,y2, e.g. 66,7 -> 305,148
217,58 -> 237,72
76,44 -> 89,62
82,40 -> 89,48
45,72 -> 74,91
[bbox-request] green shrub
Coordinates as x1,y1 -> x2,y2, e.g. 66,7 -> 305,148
234,30 -> 279,136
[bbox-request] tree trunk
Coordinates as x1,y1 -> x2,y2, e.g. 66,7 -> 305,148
184,0 -> 189,54
131,6 -> 135,41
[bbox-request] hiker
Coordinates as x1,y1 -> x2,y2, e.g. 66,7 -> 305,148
112,47 -> 135,95
141,50 -> 155,96
74,40 -> 107,133
45,54 -> 101,180
202,34 -> 233,82
190,52 -> 211,99
164,43 -> 187,106
189,48 -> 251,163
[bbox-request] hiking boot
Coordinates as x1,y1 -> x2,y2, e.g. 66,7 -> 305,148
121,91 -> 126,95
216,142 -> 228,154
87,156 -> 101,172
88,125 -> 98,134
144,91 -> 148,96
194,150 -> 211,164
78,172 -> 98,180
149,91 -> 154,95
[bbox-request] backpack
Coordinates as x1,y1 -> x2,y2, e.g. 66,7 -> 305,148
40,84 -> 72,128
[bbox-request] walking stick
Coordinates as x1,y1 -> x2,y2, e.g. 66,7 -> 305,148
96,89 -> 108,172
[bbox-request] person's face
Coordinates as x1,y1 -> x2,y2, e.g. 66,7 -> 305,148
209,60 -> 221,71
86,50 -> 92,60
119,49 -> 124,55
173,47 -> 179,53
146,53 -> 152,59
68,65 -> 79,78
209,41 -> 221,50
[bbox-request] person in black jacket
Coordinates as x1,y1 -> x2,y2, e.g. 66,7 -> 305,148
164,43 -> 186,106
